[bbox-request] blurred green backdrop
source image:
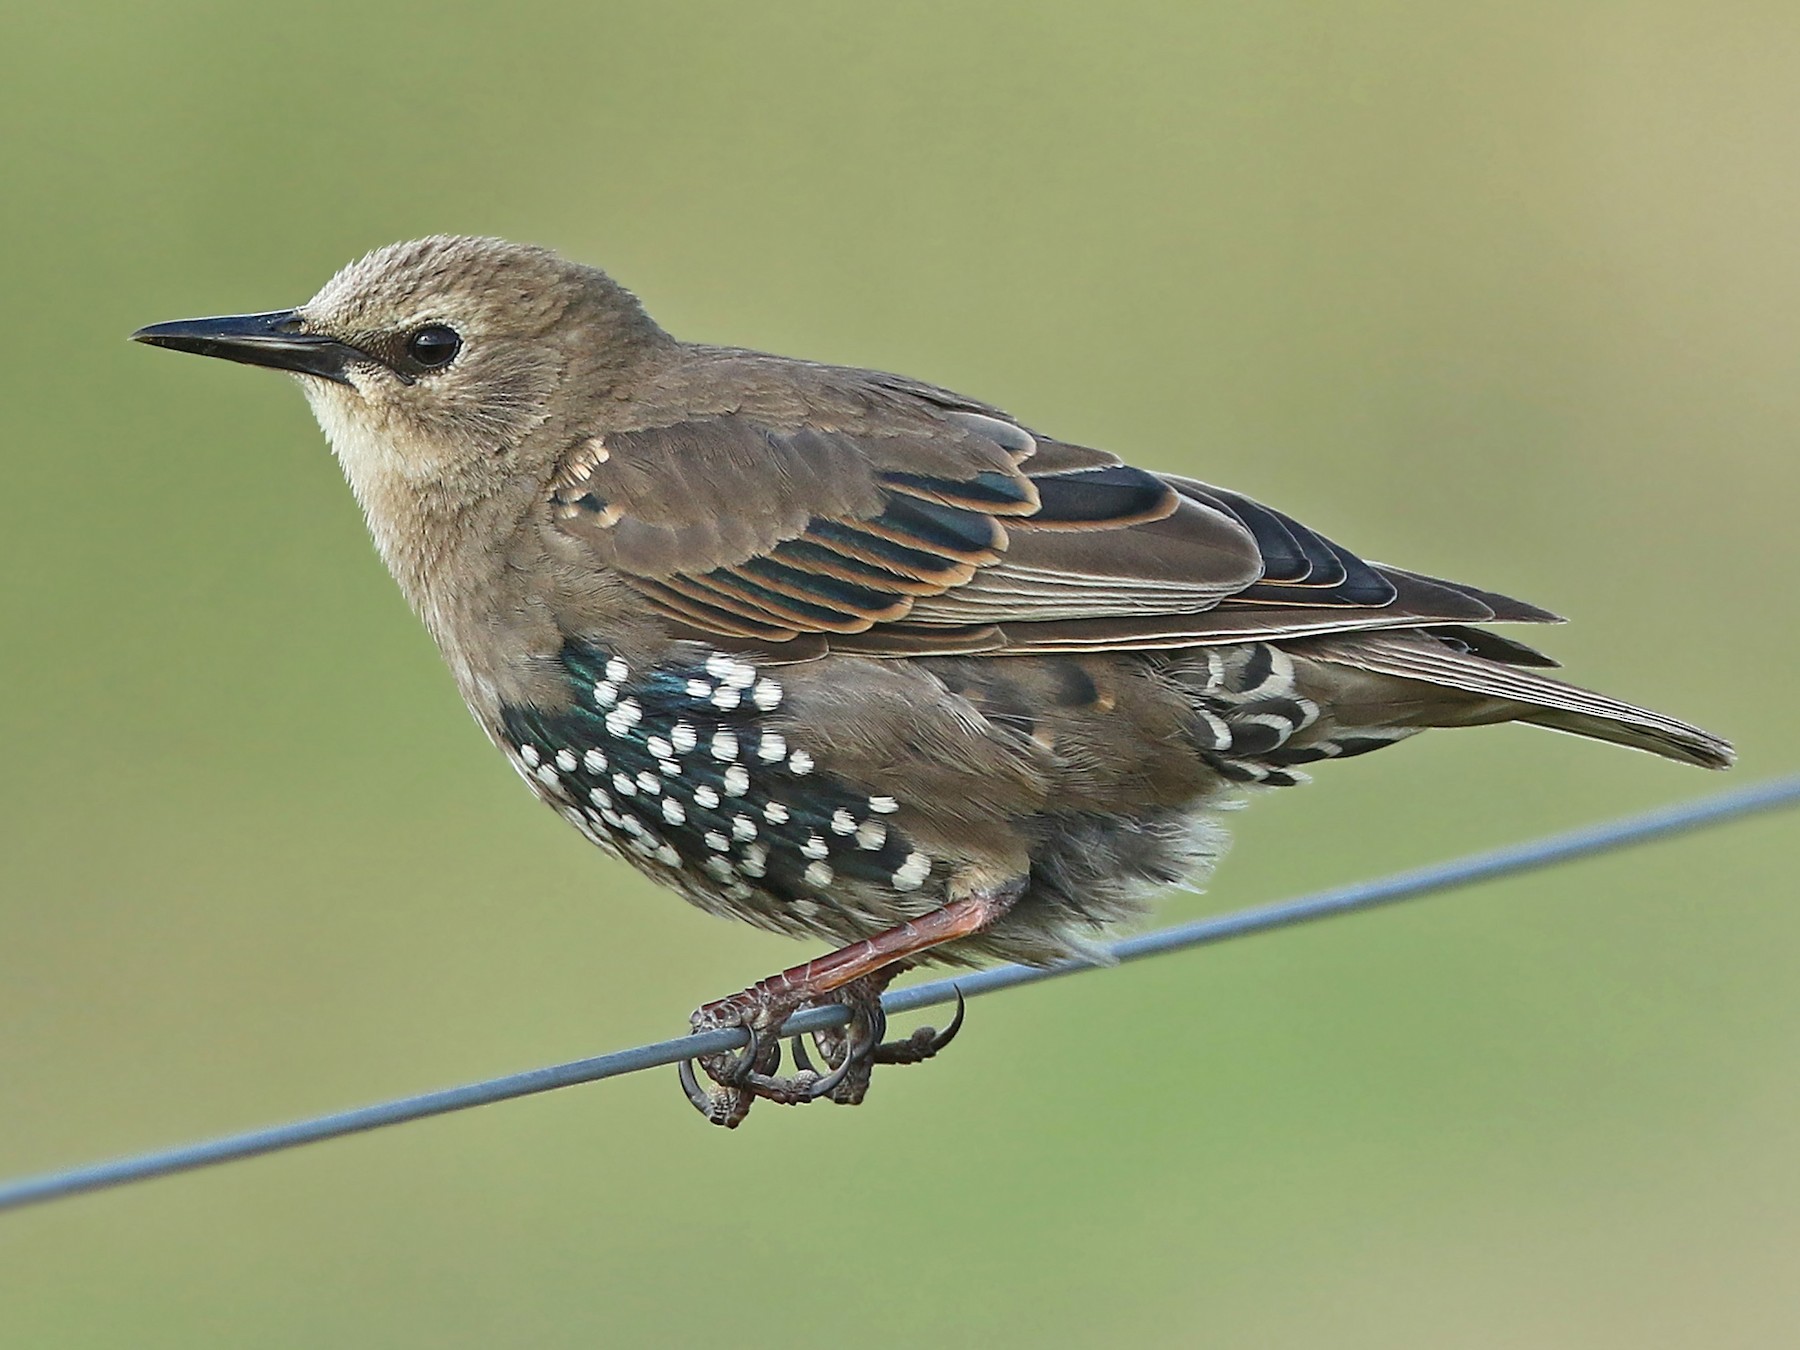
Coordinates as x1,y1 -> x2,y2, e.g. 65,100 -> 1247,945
3,3 -> 1797,1346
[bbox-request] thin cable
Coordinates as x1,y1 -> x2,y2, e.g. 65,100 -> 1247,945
3,775 -> 1796,1214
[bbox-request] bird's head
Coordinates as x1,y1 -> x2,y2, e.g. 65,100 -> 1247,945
134,235 -> 666,496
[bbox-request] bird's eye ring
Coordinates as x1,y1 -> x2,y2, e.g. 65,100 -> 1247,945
405,324 -> 462,369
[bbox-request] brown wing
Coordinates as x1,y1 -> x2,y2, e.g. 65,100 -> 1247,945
548,383 -> 1559,656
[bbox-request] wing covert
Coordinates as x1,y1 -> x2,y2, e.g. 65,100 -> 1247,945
546,391 -> 1556,656
549,409 -> 1256,643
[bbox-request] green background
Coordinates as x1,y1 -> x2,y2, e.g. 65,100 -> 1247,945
3,4 -> 1797,1346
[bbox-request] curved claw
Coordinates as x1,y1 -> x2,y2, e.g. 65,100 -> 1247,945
680,1018 -> 780,1126
734,1024 -> 765,1082
705,1024 -> 771,1086
797,1048 -> 857,1100
741,1048 -> 856,1103
933,986 -> 968,1051
677,1055 -> 712,1112
873,985 -> 967,1065
789,1033 -> 816,1075
678,1056 -> 753,1127
864,1000 -> 889,1053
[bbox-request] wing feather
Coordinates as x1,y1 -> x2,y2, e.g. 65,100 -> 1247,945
547,366 -> 1561,657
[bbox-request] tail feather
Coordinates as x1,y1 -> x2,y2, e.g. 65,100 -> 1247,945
1515,707 -> 1734,769
1298,630 -> 1735,771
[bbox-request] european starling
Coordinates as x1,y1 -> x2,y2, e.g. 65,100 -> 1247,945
135,236 -> 1733,1126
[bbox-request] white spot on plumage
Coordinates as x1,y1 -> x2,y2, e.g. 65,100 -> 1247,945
758,732 -> 786,763
704,856 -> 737,881
791,897 -> 820,918
869,796 -> 899,814
654,844 -> 681,866
694,784 -> 721,809
763,801 -> 790,824
518,745 -> 540,767
722,764 -> 751,796
705,831 -> 729,852
740,843 -> 768,877
855,820 -> 887,850
830,809 -> 856,835
588,787 -> 612,810
801,833 -> 829,860
647,735 -> 674,760
658,758 -> 681,777
751,678 -> 782,710
661,797 -> 686,825
612,771 -> 636,796
731,815 -> 757,842
572,813 -> 607,845
583,748 -> 607,773
604,656 -> 630,683
711,729 -> 739,762
892,851 -> 931,890
686,679 -> 712,699
603,699 -> 641,737
788,749 -> 814,775
802,861 -> 834,888
534,765 -> 560,787
593,681 -> 618,707
635,770 -> 661,795
711,687 -> 741,711
670,722 -> 698,753
555,749 -> 578,773
706,653 -> 757,688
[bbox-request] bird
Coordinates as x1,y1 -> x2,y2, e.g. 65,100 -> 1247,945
134,235 -> 1733,1127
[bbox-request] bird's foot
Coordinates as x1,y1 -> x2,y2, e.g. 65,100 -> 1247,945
677,975 -> 965,1127
788,981 -> 966,1106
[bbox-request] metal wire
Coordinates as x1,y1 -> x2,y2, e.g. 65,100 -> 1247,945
4,775 -> 1796,1214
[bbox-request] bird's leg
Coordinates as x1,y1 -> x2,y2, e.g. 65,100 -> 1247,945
679,885 -> 1016,1127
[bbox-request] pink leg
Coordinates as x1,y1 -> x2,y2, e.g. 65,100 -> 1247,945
681,886 -> 1018,1126
700,891 -> 1009,1024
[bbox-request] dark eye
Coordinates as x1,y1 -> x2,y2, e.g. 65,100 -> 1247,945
405,324 -> 461,368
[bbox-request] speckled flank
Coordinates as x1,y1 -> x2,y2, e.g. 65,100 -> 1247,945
500,642 -> 934,931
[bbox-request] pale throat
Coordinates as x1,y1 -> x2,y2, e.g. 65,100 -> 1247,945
300,380 -> 513,665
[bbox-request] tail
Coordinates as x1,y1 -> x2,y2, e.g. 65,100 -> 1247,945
1297,630 -> 1735,771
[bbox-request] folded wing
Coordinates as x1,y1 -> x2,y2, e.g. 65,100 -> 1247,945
547,378 -> 1559,656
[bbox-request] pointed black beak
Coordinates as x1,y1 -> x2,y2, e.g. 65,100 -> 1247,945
131,310 -> 363,386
